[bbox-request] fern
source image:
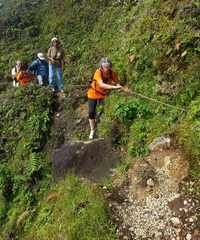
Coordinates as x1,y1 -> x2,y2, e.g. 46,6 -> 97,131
26,153 -> 42,176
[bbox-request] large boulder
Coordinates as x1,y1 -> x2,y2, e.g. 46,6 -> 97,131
52,138 -> 119,181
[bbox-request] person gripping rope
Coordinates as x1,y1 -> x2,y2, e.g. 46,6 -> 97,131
87,58 -> 122,140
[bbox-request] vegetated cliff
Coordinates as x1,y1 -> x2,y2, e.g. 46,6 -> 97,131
0,0 -> 200,239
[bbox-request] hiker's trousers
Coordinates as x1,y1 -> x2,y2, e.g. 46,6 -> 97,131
49,64 -> 64,91
88,98 -> 104,119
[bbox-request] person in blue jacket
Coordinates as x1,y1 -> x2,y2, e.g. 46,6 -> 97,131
28,53 -> 49,85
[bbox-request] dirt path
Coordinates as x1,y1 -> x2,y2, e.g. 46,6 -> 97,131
106,138 -> 200,240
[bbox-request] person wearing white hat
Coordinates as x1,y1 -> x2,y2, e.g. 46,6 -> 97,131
51,37 -> 58,42
47,37 -> 65,96
28,53 -> 49,85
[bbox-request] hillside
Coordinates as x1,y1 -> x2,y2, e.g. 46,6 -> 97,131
0,0 -> 200,239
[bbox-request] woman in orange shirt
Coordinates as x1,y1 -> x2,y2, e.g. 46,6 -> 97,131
87,58 -> 122,140
16,63 -> 36,87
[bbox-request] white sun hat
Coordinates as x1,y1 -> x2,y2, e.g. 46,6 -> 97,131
51,37 -> 58,42
37,53 -> 45,60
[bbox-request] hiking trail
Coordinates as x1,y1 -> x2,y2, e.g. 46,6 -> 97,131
106,136 -> 200,240
48,91 -> 200,240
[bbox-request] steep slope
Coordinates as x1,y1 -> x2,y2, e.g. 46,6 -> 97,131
0,86 -> 117,240
0,0 -> 200,239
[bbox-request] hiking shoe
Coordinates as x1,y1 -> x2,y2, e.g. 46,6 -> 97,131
89,130 -> 95,140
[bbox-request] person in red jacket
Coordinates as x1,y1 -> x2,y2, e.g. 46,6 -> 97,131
16,63 -> 36,87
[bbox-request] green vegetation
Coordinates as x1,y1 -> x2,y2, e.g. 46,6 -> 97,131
23,175 -> 116,240
177,97 -> 200,178
0,86 -> 54,238
99,93 -> 179,157
0,0 -> 200,238
0,86 -> 116,239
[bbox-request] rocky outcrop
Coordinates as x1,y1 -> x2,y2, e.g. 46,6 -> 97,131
52,138 -> 120,181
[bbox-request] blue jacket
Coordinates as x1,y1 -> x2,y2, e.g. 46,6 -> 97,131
28,58 -> 49,77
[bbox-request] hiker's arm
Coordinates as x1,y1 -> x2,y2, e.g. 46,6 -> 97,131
28,61 -> 37,73
98,79 -> 122,90
47,48 -> 54,62
61,58 -> 65,69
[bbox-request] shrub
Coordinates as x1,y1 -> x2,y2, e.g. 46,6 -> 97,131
114,99 -> 152,124
177,97 -> 200,178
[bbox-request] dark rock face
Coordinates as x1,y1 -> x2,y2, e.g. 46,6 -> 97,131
53,138 -> 120,181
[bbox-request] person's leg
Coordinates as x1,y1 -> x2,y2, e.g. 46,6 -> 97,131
49,64 -> 56,90
96,99 -> 105,122
37,75 -> 43,85
43,75 -> 49,86
56,67 -> 64,92
88,99 -> 97,139
89,119 -> 95,133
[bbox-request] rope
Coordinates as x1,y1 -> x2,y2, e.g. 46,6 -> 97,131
69,84 -> 187,113
120,88 -> 187,113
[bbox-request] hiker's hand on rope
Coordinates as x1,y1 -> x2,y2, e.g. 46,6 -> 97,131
113,84 -> 122,90
121,86 -> 132,93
